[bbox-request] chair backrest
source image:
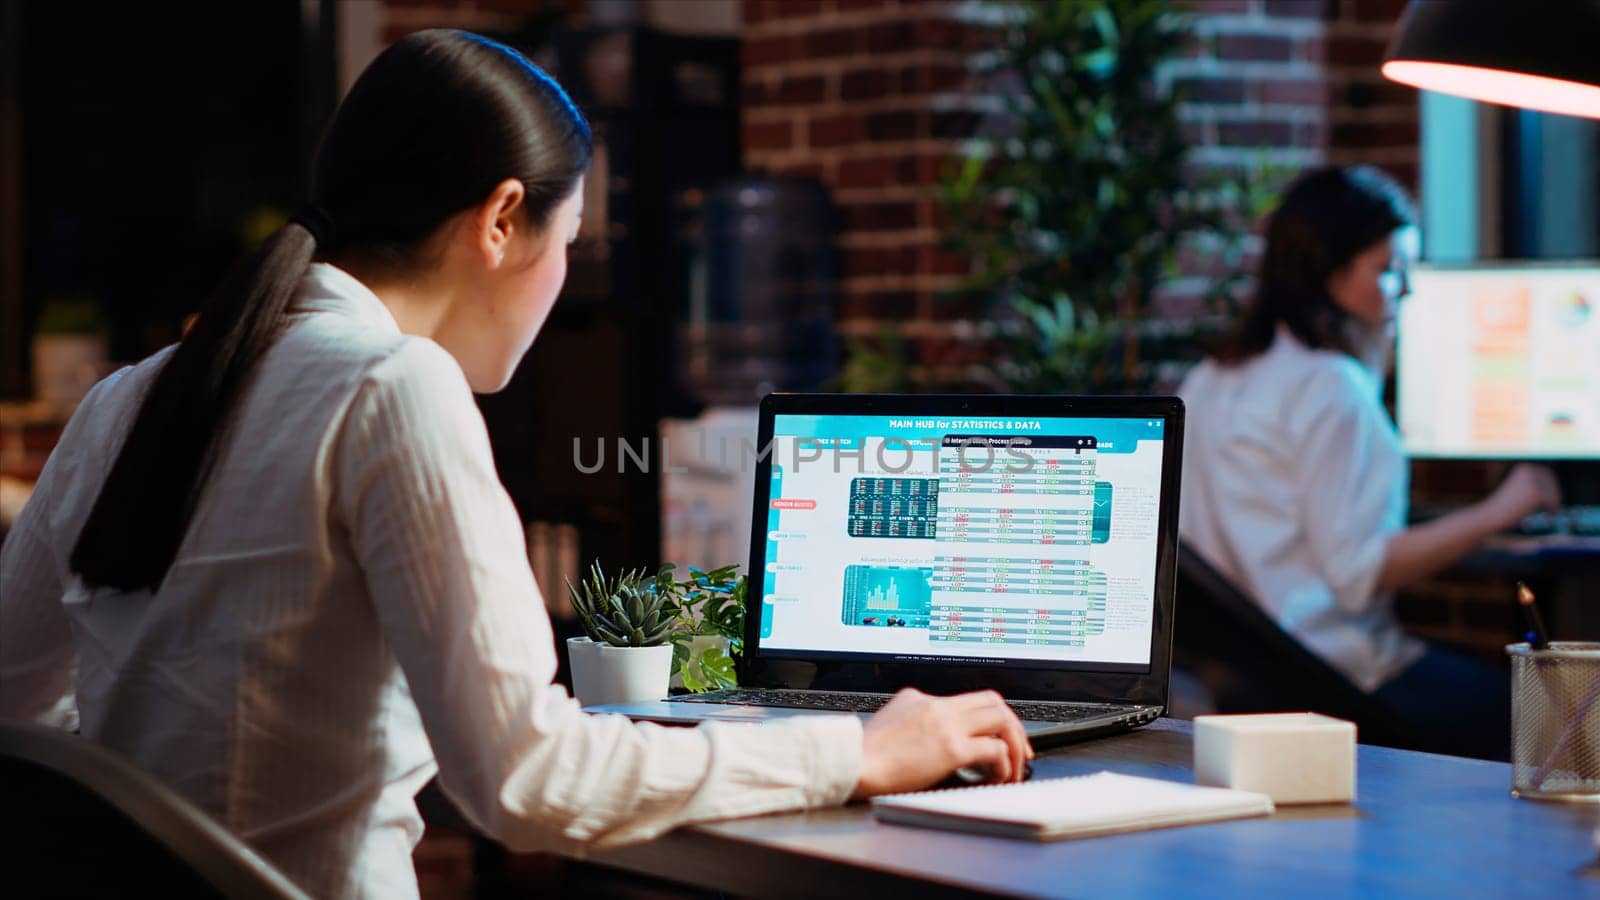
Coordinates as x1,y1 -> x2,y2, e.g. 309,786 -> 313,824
0,720 -> 311,900
1172,545 -> 1416,748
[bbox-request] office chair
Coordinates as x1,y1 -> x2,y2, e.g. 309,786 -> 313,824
1172,545 -> 1420,749
0,720 -> 310,900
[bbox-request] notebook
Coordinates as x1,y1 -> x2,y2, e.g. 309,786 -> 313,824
870,771 -> 1275,841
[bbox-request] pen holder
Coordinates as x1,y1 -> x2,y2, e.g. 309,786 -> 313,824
1507,642 -> 1600,803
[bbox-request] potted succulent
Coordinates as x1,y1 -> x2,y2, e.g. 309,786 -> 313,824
565,562 -> 679,706
564,560 -> 749,705
32,293 -> 109,410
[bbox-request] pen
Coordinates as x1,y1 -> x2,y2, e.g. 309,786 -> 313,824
1515,582 -> 1549,650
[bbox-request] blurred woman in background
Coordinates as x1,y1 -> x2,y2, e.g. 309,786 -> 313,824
1178,165 -> 1558,761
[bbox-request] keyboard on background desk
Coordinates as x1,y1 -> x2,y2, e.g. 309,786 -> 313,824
1516,505 -> 1600,536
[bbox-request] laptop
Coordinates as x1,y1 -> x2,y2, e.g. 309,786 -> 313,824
590,392 -> 1185,749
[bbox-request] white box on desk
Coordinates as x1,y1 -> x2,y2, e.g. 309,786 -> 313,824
1193,712 -> 1356,805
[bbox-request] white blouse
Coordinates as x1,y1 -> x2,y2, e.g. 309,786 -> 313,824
1177,328 -> 1425,693
0,263 -> 861,900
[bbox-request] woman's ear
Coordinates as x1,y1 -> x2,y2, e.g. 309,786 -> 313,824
1325,261 -> 1352,310
476,178 -> 526,268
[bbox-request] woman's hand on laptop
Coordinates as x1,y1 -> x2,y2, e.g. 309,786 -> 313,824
851,688 -> 1032,799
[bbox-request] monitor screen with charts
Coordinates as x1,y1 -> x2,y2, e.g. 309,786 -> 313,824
1397,264 -> 1600,459
753,410 -> 1173,674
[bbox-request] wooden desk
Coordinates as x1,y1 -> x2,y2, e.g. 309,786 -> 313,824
581,720 -> 1600,898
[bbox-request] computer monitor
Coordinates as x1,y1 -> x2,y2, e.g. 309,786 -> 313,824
1397,263 -> 1600,460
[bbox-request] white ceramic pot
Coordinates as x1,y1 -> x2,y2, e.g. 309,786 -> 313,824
567,637 -> 674,707
33,334 -> 108,410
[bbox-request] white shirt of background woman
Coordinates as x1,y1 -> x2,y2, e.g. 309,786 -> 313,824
1177,326 -> 1425,693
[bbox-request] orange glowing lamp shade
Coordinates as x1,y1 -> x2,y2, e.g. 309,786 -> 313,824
1383,61 -> 1600,120
1383,1 -> 1600,120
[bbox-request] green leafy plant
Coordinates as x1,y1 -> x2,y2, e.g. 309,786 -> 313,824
566,561 -> 678,647
665,564 -> 746,693
565,560 -> 747,691
942,0 -> 1278,393
836,0 -> 1281,393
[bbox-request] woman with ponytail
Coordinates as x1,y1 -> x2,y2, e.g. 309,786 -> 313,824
0,31 -> 1028,899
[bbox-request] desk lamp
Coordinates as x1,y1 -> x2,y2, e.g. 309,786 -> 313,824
1382,0 -> 1600,119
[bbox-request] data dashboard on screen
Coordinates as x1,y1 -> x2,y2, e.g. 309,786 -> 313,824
755,414 -> 1168,671
1398,264 -> 1600,459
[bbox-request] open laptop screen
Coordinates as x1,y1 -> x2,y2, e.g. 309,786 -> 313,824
755,412 -> 1169,674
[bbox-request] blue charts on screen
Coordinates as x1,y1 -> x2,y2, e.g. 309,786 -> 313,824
759,416 -> 1164,668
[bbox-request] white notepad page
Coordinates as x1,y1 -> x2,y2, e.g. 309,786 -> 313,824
871,771 -> 1275,840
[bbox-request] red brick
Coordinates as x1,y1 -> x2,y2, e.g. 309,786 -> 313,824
846,247 -> 917,276
901,63 -> 969,94
741,35 -> 798,68
925,292 -> 988,321
1293,121 -> 1328,147
844,247 -> 885,277
865,21 -> 916,53
915,18 -> 966,50
21,424 -> 64,453
808,113 -> 863,147
744,120 -> 795,151
921,21 -> 1000,54
837,156 -> 897,188
1257,80 -> 1329,106
1180,121 -> 1210,147
742,0 -> 774,25
1264,0 -> 1333,17
1175,77 -> 1248,105
1217,119 -> 1295,146
839,290 -> 919,320
837,0 -> 889,9
776,74 -> 827,104
1296,36 -> 1327,64
920,248 -> 970,276
930,110 -> 980,139
867,110 -> 920,140
1216,34 -> 1294,62
804,27 -> 859,59
1330,121 -> 1418,147
1349,0 -> 1407,22
1326,34 -> 1385,66
772,0 -> 825,19
841,68 -> 891,101
845,201 -> 919,230
905,154 -> 947,184
782,162 -> 828,181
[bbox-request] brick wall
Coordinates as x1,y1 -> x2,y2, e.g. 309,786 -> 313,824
741,0 -> 996,371
740,0 -> 1421,356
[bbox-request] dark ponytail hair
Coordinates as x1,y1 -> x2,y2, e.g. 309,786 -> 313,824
1215,164 -> 1416,364
71,30 -> 591,591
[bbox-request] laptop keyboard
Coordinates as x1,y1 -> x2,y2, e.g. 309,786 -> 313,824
672,688 -> 1134,723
